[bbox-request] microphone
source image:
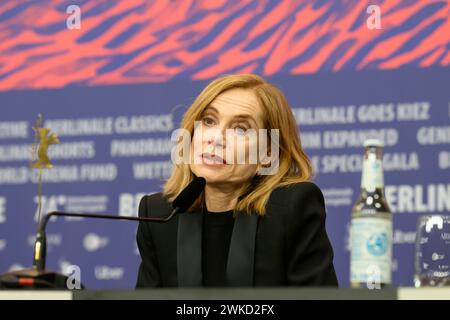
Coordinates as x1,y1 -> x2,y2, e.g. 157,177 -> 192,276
0,176 -> 206,289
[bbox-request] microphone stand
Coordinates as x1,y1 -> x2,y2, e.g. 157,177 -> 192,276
0,209 -> 180,289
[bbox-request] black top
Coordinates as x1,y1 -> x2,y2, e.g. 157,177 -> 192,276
202,209 -> 235,286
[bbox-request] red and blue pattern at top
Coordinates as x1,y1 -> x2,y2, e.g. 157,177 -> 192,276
0,0 -> 449,91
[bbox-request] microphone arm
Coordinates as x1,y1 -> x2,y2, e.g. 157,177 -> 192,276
32,176 -> 205,272
32,208 -> 180,271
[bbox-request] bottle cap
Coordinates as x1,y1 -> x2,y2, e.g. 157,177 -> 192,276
363,139 -> 384,148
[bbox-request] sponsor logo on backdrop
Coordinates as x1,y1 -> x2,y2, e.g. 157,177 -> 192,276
393,230 -> 416,244
83,233 -> 109,252
95,266 -> 124,280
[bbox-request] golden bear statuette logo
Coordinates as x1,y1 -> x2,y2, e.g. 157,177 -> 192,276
31,127 -> 60,169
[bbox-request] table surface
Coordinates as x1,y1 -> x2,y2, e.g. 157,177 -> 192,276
0,287 -> 449,300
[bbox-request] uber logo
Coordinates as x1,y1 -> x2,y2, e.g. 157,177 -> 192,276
95,266 -> 124,280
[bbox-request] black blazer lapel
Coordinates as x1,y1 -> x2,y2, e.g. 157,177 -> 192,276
177,210 -> 203,287
226,213 -> 259,286
177,209 -> 259,287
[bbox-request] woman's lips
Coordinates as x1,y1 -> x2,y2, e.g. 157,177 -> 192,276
200,153 -> 227,165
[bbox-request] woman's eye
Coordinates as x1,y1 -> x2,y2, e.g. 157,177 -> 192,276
234,126 -> 248,135
202,117 -> 215,126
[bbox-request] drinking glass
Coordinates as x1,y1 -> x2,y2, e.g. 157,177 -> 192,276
414,214 -> 450,287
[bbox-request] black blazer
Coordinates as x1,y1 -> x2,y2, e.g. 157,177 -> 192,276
136,181 -> 338,287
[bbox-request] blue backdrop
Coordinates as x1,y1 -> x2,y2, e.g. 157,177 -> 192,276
1,67 -> 449,288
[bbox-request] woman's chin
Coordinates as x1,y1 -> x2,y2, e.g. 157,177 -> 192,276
192,163 -> 224,173
195,172 -> 224,183
191,166 -> 224,182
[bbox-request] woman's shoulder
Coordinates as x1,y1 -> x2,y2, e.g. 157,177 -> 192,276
139,192 -> 172,217
267,181 -> 325,210
142,192 -> 168,203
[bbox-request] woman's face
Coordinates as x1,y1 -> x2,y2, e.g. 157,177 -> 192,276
190,88 -> 265,187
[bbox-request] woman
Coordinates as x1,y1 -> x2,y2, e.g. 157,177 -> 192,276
136,74 -> 338,287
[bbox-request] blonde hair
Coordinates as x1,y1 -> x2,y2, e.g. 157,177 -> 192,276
163,74 -> 312,215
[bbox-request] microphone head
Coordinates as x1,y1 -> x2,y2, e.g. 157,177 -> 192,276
172,177 -> 206,212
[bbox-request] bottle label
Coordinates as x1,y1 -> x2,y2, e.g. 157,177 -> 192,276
361,156 -> 384,191
350,217 -> 392,286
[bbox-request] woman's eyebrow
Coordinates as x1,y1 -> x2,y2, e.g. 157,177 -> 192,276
233,115 -> 257,126
203,106 -> 218,114
205,106 -> 257,125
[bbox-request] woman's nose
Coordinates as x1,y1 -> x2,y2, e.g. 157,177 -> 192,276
204,127 -> 226,149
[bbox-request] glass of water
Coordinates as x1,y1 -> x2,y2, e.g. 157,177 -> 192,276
414,215 -> 450,287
